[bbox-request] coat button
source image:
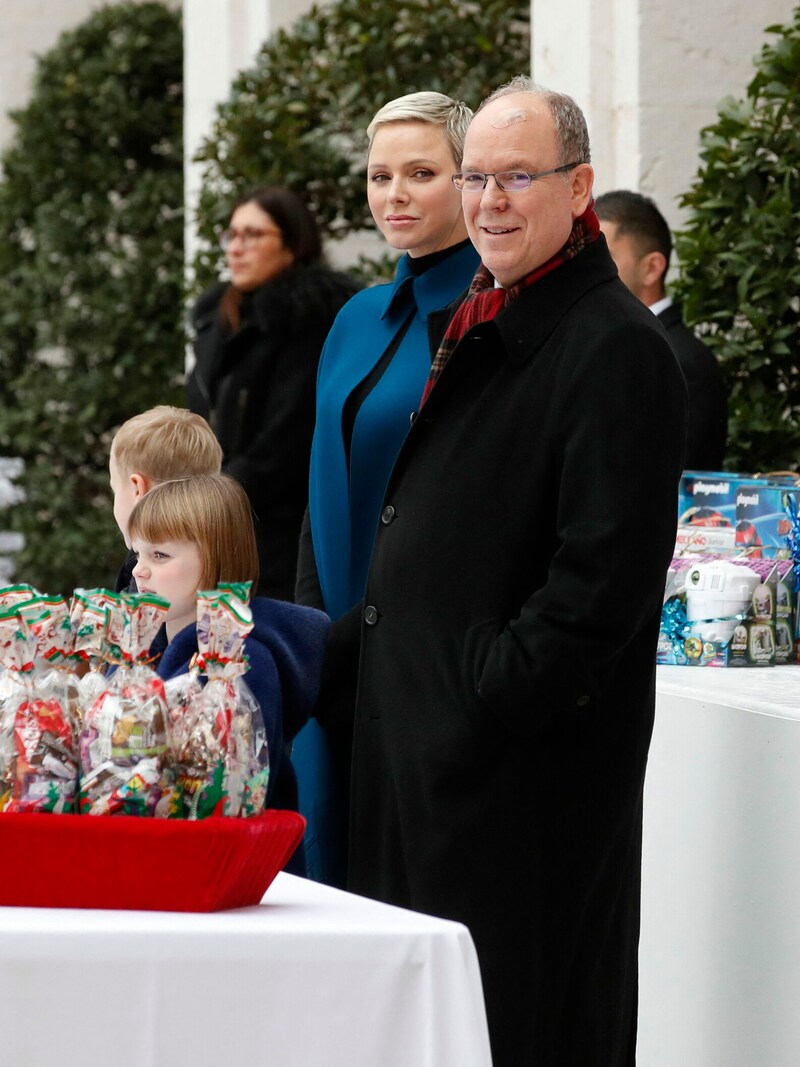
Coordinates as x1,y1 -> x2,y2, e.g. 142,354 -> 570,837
363,605 -> 379,626
576,694 -> 591,707
381,505 -> 396,525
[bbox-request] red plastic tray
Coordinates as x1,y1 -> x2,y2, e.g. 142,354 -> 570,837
0,809 -> 305,912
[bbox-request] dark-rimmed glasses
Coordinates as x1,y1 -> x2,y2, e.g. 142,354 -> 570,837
218,227 -> 282,250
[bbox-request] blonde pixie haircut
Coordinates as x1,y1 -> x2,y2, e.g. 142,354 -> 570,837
127,473 -> 260,592
366,91 -> 473,167
111,406 -> 222,484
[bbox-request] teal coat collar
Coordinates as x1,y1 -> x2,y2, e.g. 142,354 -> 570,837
309,244 -> 479,618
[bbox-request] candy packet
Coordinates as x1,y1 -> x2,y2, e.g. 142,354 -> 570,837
0,583 -> 38,609
0,596 -> 80,814
70,588 -> 118,716
25,593 -> 82,728
162,583 -> 269,819
0,606 -> 26,810
0,593 -> 44,809
78,591 -> 170,816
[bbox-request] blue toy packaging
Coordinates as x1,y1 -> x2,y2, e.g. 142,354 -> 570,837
734,485 -> 800,559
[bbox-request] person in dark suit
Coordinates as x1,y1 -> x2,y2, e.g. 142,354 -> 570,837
596,188 -> 727,469
346,77 -> 687,1067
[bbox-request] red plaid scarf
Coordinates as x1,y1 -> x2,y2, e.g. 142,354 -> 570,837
419,202 -> 600,408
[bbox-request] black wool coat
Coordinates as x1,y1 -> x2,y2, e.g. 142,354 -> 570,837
348,238 -> 687,1067
186,263 -> 359,600
657,302 -> 727,470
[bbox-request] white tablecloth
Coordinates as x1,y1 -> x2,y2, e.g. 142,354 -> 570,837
0,872 -> 492,1067
639,665 -> 800,1067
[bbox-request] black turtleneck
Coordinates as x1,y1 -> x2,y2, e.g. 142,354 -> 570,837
405,237 -> 472,276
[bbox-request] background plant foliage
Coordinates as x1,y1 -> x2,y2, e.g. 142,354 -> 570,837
0,2 -> 184,595
192,0 -> 530,289
0,0 -> 527,595
674,6 -> 800,474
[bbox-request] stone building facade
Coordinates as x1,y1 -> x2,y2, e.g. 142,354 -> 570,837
0,0 -> 795,244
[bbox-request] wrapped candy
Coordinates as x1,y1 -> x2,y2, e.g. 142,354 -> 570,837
24,594 -> 82,727
0,592 -> 38,808
0,608 -> 25,810
0,584 -> 38,609
70,588 -> 119,718
9,691 -> 78,813
0,596 -> 80,813
163,583 -> 269,819
78,591 -> 170,816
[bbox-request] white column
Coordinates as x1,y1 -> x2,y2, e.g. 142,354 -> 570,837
0,0 -> 114,151
183,0 -> 315,273
532,0 -> 640,193
532,0 -> 796,233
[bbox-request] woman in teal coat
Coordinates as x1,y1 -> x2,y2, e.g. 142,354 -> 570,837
294,91 -> 480,886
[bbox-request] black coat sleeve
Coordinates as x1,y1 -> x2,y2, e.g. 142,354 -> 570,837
295,507 -> 324,609
295,509 -> 363,735
313,604 -> 362,735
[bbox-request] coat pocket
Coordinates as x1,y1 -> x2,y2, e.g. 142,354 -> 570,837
460,616 -> 506,732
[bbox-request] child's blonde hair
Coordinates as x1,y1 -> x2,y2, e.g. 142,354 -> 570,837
128,473 -> 259,591
110,406 -> 222,483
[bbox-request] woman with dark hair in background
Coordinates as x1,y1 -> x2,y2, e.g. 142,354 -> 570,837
187,186 -> 359,601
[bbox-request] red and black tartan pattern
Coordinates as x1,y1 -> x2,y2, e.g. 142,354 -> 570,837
419,203 -> 601,408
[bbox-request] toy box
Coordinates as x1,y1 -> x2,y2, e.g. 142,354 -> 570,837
657,556 -> 796,667
676,471 -> 800,558
674,523 -> 737,555
678,471 -> 754,529
734,484 -> 800,559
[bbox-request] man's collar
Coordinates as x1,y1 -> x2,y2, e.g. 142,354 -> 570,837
648,295 -> 673,316
492,238 -> 618,363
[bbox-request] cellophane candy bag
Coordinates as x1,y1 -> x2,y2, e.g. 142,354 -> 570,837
0,594 -> 80,813
70,588 -> 120,720
0,587 -> 47,809
162,583 -> 269,819
78,591 -> 170,816
27,593 -> 82,732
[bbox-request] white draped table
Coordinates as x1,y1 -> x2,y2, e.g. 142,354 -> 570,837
639,665 -> 800,1066
0,871 -> 492,1067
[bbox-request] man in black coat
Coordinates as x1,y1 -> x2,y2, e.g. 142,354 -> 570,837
597,188 -> 727,470
346,77 -> 687,1066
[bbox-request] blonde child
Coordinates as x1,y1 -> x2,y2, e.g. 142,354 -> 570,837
109,406 -> 223,590
127,473 -> 329,872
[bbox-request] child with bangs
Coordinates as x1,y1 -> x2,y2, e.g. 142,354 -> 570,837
127,473 -> 329,873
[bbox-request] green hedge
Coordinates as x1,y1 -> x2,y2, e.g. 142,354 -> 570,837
192,0 -> 531,289
0,0 -> 530,594
0,2 -> 185,595
674,6 -> 800,474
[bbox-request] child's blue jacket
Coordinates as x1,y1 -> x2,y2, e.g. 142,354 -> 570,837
151,597 -> 330,871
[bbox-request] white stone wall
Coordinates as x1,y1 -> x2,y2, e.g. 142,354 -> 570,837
532,0 -> 797,233
0,0 -> 796,260
0,0 -> 97,149
183,0 -> 316,272
0,0 -> 181,151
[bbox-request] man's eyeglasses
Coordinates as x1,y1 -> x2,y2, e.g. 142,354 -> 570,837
218,227 -> 282,250
451,162 -> 584,193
